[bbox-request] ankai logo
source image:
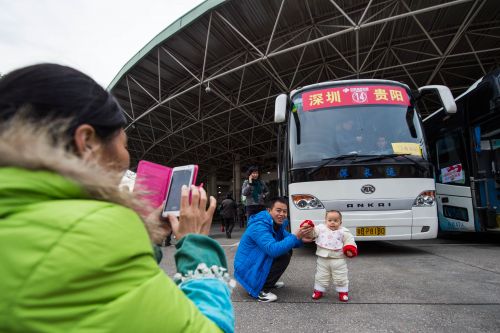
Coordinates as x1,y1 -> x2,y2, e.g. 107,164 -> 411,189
361,184 -> 375,194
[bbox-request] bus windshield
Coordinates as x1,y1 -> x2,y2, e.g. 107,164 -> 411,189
289,91 -> 427,168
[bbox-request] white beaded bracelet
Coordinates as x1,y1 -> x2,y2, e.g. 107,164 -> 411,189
174,263 -> 236,291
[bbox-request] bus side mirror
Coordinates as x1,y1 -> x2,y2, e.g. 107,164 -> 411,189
418,85 -> 457,114
275,94 -> 288,123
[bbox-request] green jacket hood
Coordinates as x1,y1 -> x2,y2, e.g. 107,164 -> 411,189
0,119 -> 139,214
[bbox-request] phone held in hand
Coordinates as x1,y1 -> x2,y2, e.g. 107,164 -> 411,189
162,164 -> 198,218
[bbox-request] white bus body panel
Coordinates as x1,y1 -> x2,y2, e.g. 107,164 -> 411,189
435,183 -> 475,232
288,178 -> 437,240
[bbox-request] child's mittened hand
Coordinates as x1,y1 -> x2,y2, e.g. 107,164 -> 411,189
343,245 -> 358,257
300,220 -> 315,228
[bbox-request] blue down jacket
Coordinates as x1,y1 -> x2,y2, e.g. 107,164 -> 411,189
234,210 -> 302,297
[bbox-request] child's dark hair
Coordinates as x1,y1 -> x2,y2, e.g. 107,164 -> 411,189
0,63 -> 127,143
267,197 -> 288,209
326,209 -> 342,220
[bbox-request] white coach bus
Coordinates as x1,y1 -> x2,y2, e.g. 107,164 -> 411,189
274,79 -> 456,240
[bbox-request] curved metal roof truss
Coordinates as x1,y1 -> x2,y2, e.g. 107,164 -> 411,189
110,0 -> 500,180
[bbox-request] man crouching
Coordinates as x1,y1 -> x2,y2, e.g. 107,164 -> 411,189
234,197 -> 313,302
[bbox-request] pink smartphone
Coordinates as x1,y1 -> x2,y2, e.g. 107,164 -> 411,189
162,164 -> 198,217
134,160 -> 172,210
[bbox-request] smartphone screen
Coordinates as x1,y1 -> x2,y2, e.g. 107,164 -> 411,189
163,169 -> 193,213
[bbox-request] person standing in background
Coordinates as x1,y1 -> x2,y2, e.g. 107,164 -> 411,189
241,166 -> 269,220
220,192 -> 237,238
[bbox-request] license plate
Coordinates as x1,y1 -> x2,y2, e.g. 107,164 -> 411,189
356,226 -> 386,236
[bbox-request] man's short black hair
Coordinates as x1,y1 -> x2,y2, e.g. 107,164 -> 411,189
247,165 -> 259,176
267,197 -> 288,209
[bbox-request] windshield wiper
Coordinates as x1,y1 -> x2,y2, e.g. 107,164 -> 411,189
355,153 -> 428,171
308,153 -> 360,177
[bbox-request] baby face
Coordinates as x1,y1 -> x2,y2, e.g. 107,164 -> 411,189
325,211 -> 342,230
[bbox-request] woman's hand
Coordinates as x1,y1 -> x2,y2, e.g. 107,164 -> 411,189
167,185 -> 216,240
144,205 -> 172,245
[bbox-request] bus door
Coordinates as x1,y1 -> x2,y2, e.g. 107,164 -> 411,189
472,120 -> 500,230
434,131 -> 476,231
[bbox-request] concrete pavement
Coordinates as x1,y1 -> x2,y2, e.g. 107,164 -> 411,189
160,224 -> 500,332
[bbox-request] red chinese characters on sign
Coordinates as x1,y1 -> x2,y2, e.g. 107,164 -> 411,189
301,85 -> 411,111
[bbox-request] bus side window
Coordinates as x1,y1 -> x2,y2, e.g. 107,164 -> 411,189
436,132 -> 469,186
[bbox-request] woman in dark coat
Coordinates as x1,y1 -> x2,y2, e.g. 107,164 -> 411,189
241,166 -> 269,220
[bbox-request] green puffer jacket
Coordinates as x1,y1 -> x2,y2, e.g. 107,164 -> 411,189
0,164 -> 232,332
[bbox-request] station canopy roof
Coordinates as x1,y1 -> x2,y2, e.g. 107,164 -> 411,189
109,0 -> 500,181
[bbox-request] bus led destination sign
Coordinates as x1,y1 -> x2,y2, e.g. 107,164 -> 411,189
302,85 -> 410,111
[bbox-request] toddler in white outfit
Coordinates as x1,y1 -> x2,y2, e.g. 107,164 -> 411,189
304,210 -> 357,302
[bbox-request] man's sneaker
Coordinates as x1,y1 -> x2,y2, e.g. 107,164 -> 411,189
274,281 -> 285,289
258,291 -> 278,302
312,290 -> 324,300
339,292 -> 349,302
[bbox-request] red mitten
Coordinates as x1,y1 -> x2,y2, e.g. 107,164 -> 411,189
343,245 -> 358,257
300,220 -> 315,228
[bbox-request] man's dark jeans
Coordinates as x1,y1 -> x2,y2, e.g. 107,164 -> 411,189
223,217 -> 235,234
262,250 -> 292,292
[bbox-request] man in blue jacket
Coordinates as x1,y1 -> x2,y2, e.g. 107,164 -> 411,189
234,197 -> 313,302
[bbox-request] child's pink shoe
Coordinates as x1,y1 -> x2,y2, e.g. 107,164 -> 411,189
312,290 -> 323,300
338,292 -> 348,302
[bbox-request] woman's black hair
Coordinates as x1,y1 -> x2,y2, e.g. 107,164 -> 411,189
0,63 -> 127,142
247,165 -> 259,177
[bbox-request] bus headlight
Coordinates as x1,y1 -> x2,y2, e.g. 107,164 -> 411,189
413,190 -> 435,207
292,194 -> 324,210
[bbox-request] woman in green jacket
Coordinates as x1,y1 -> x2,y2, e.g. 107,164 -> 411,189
0,64 -> 234,332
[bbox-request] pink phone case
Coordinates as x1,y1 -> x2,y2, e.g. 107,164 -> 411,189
134,160 -> 172,210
